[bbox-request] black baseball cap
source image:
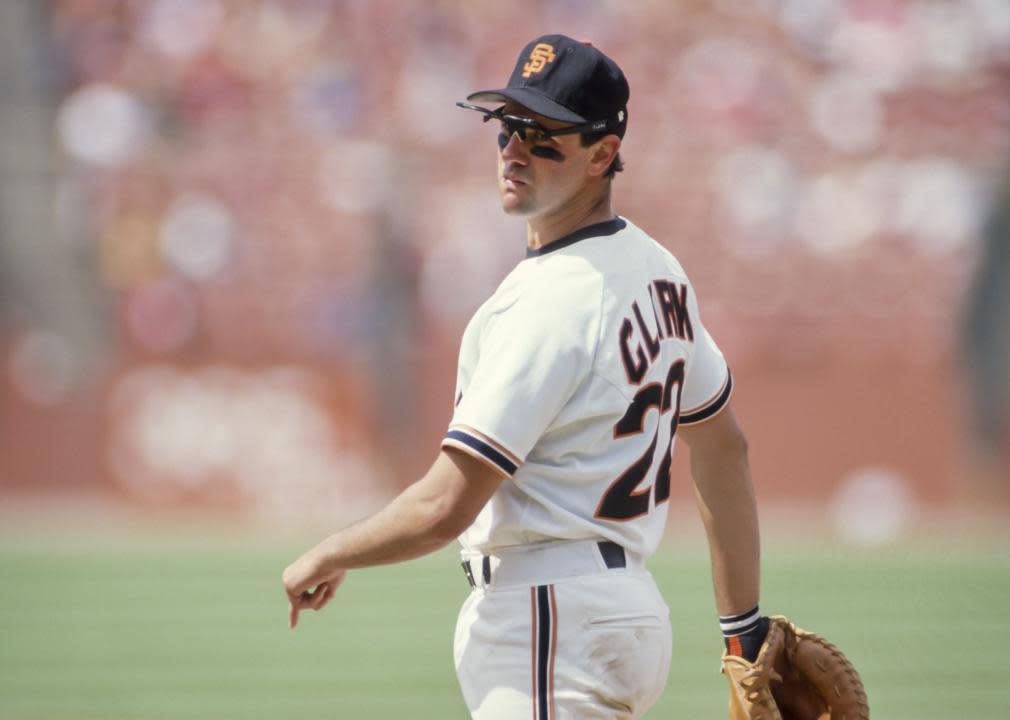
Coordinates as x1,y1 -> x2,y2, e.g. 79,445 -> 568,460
466,34 -> 629,137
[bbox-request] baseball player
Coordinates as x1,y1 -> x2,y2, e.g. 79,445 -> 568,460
283,34 -> 766,719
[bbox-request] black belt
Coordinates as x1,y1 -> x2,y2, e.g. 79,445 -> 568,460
462,541 -> 627,589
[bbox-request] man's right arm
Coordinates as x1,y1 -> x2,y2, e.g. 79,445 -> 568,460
282,447 -> 503,628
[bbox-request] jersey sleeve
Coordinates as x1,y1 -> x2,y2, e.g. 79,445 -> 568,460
679,289 -> 733,426
442,283 -> 597,478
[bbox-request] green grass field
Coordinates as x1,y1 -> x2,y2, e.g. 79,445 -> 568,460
1,528 -> 1008,719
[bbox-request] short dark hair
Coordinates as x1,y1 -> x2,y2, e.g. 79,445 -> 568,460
580,130 -> 624,178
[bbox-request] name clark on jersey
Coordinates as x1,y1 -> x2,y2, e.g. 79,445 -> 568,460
619,279 -> 694,386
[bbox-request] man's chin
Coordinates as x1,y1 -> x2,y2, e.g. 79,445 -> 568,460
500,195 -> 533,216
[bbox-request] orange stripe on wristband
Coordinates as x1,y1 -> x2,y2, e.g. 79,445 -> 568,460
727,636 -> 744,657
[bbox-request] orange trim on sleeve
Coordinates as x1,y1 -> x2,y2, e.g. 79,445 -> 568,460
441,437 -> 516,480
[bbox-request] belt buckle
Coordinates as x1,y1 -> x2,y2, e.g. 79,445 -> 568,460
461,557 -> 492,588
461,560 -> 476,588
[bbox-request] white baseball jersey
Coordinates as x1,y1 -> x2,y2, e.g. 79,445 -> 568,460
442,217 -> 732,558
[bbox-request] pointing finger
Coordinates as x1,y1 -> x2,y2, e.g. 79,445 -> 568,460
289,597 -> 300,629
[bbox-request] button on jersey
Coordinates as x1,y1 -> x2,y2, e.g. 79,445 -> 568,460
442,218 -> 731,557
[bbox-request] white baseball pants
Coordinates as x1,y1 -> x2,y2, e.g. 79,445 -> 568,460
453,540 -> 672,719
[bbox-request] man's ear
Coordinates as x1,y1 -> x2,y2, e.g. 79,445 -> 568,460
587,135 -> 621,177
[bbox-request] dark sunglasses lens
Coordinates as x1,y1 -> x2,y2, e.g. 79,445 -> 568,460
502,120 -> 527,141
504,119 -> 552,142
497,117 -> 556,149
497,125 -> 526,149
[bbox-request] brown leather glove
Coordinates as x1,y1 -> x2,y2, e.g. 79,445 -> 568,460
721,615 -> 869,720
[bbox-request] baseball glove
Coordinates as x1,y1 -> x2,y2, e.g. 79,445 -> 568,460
721,615 -> 869,720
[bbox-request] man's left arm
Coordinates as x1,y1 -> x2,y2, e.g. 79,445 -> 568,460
282,447 -> 503,628
682,406 -> 872,719
679,403 -> 760,622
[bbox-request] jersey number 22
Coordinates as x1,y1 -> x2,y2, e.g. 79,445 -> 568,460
596,360 -> 685,521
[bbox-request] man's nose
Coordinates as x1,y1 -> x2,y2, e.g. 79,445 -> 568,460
500,132 -> 529,161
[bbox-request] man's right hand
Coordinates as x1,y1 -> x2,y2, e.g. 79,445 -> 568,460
282,555 -> 347,629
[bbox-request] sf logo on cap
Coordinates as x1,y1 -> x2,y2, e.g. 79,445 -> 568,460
522,43 -> 556,78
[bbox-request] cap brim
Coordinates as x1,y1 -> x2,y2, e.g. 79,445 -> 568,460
466,88 -> 587,124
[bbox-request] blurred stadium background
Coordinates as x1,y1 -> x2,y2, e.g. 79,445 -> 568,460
0,0 -> 1008,718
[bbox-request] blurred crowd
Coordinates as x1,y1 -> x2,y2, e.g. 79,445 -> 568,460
0,0 -> 1007,522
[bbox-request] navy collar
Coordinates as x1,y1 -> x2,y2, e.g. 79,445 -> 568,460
525,217 -> 627,258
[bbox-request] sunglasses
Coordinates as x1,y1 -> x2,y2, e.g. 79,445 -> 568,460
456,102 -> 610,145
